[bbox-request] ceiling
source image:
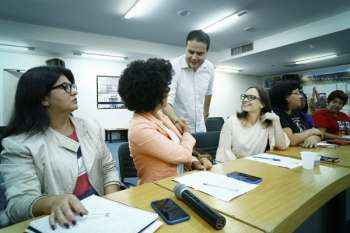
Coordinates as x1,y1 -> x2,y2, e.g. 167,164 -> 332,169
223,29 -> 350,76
0,0 -> 350,76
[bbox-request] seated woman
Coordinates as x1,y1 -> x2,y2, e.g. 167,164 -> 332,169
313,90 -> 350,139
0,66 -> 120,229
300,92 -> 313,127
216,87 -> 289,162
118,58 -> 212,184
269,81 -> 323,148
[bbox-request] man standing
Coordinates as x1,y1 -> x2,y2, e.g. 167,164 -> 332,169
163,30 -> 215,133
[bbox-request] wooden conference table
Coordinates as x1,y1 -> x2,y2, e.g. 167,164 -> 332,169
270,145 -> 350,168
0,183 -> 262,233
1,146 -> 349,233
155,158 -> 350,233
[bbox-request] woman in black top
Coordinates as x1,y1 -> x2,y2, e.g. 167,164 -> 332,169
269,81 -> 322,148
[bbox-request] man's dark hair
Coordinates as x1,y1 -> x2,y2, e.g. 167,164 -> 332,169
118,58 -> 173,113
327,90 -> 348,105
46,58 -> 65,67
186,30 -> 210,51
269,80 -> 300,110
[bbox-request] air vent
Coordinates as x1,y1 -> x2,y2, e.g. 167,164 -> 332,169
231,43 -> 253,56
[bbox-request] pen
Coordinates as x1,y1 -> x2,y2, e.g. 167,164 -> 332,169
202,183 -> 239,192
252,156 -> 280,161
77,212 -> 110,220
26,226 -> 42,233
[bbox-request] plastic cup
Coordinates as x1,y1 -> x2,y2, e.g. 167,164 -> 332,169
300,151 -> 319,170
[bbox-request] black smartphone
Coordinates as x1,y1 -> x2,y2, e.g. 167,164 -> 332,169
151,198 -> 190,225
320,155 -> 340,163
227,171 -> 262,184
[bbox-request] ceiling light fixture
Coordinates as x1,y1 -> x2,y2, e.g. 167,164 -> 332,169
294,53 -> 337,64
177,9 -> 191,17
0,43 -> 34,51
123,0 -> 155,19
215,66 -> 242,73
74,51 -> 128,61
202,10 -> 247,33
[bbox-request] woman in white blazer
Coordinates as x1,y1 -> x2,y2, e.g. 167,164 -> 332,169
0,66 -> 120,229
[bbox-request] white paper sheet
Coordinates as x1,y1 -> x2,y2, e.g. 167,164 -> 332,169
317,142 -> 338,148
28,195 -> 159,233
246,153 -> 302,169
173,171 -> 259,202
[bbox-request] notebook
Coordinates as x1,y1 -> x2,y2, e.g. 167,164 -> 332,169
173,171 -> 259,202
246,153 -> 302,169
26,195 -> 159,233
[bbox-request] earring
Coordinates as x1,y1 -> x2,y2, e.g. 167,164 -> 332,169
42,100 -> 49,107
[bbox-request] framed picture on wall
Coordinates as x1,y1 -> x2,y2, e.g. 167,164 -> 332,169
96,75 -> 125,109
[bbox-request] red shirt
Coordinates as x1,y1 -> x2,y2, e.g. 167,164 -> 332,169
69,131 -> 97,199
313,109 -> 350,135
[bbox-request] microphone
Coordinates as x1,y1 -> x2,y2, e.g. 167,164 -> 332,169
174,183 -> 226,230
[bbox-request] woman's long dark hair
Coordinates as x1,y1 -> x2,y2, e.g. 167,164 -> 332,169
1,66 -> 75,143
269,80 -> 300,110
237,86 -> 272,127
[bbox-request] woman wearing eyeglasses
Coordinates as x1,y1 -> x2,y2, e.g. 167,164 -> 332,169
0,66 -> 120,229
216,87 -> 289,162
269,81 -> 322,148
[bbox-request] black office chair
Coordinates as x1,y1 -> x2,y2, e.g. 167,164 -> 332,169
193,131 -> 221,160
117,142 -> 138,188
0,182 -> 9,228
0,126 -> 6,153
205,117 -> 224,132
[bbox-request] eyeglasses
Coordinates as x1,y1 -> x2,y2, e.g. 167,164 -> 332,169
240,94 -> 259,101
51,82 -> 77,95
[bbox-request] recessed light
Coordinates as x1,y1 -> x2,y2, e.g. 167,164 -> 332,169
0,43 -> 34,51
215,66 -> 242,73
244,26 -> 255,32
294,53 -> 337,64
202,9 -> 247,33
123,0 -> 159,19
74,51 -> 128,61
177,9 -> 191,17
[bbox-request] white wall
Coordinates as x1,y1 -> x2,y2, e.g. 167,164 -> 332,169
210,71 -> 263,118
0,51 -> 262,127
0,51 -> 133,128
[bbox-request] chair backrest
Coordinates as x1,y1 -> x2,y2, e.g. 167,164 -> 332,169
118,142 -> 137,183
205,117 -> 224,132
0,188 -> 5,211
0,179 -> 9,228
193,131 -> 221,159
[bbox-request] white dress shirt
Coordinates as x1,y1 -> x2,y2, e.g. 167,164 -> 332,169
163,126 -> 184,175
168,55 -> 215,133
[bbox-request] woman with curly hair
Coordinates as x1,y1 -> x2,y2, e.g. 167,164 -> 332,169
269,81 -> 322,148
118,58 -> 212,184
